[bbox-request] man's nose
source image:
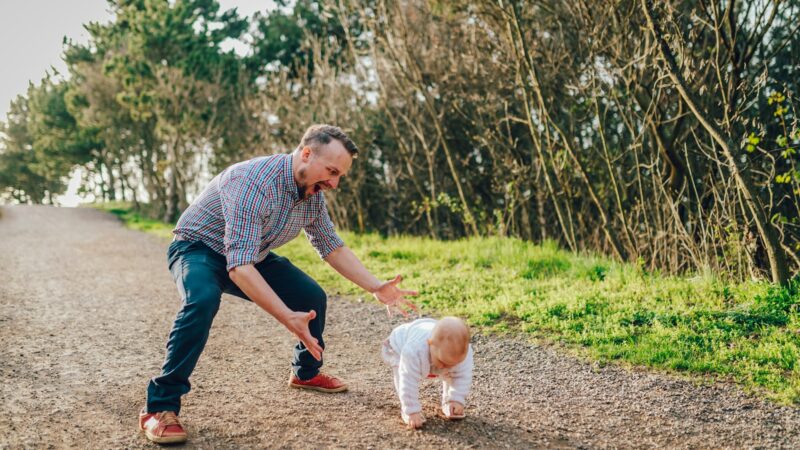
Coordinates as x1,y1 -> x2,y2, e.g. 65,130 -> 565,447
328,176 -> 340,189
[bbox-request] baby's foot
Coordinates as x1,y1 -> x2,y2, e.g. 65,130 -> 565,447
441,402 -> 466,420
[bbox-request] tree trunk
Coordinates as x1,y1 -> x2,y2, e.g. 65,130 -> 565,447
106,157 -> 116,201
162,140 -> 182,223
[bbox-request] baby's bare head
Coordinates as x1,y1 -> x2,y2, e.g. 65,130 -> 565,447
429,316 -> 470,368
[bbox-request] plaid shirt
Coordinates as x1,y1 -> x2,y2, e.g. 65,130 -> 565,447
174,153 -> 344,270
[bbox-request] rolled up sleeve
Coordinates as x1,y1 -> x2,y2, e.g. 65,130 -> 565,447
304,198 -> 344,259
219,174 -> 270,270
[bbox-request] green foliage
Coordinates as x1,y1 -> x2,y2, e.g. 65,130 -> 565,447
247,0 -> 351,77
745,132 -> 760,153
0,94 -> 44,203
769,91 -> 788,117
0,75 -> 95,203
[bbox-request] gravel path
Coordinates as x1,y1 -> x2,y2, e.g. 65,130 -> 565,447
1,204 -> 799,449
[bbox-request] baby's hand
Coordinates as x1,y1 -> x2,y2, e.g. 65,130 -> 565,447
406,412 -> 425,430
445,401 -> 465,419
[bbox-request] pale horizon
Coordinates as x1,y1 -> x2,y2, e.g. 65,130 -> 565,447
0,0 -> 275,121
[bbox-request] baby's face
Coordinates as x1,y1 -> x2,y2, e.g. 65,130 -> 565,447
429,342 -> 467,370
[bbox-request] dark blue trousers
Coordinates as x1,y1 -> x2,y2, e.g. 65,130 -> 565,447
146,239 -> 327,414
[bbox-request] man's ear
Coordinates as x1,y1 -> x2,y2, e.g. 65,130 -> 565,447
301,146 -> 313,161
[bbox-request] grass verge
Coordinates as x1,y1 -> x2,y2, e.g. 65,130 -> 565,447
93,201 -> 800,404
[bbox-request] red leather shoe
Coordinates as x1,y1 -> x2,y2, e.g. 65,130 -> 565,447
288,372 -> 348,393
139,409 -> 188,444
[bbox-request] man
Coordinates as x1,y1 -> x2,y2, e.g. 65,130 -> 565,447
139,124 -> 419,444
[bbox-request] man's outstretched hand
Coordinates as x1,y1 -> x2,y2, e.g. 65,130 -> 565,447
373,274 -> 419,318
228,264 -> 323,360
283,310 -> 323,361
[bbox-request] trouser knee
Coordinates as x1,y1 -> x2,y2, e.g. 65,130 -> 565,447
179,288 -> 221,331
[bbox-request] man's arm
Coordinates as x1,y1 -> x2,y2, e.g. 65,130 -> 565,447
229,264 -> 323,360
218,172 -> 322,360
324,245 -> 419,317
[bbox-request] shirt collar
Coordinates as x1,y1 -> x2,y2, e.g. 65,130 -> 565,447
283,153 -> 300,202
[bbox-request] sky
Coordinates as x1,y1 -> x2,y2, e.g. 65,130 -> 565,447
0,0 -> 274,120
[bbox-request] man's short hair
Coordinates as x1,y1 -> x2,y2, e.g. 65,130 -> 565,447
299,124 -> 359,158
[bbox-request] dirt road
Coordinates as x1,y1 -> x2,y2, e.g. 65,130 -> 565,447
1,205 -> 799,449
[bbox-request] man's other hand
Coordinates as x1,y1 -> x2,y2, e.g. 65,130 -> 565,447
284,310 -> 323,361
373,274 -> 419,318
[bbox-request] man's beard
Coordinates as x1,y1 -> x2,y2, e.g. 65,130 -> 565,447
296,168 -> 323,199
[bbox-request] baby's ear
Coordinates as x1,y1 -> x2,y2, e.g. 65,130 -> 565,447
426,339 -> 432,345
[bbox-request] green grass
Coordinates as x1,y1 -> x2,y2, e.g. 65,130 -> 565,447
97,202 -> 175,240
93,202 -> 800,405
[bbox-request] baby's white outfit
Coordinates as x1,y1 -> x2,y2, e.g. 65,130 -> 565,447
381,318 -> 474,422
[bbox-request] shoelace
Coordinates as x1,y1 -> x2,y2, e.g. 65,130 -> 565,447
307,373 -> 336,387
321,374 -> 341,385
157,411 -> 181,427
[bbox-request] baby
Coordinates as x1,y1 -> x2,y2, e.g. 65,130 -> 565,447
381,316 -> 474,429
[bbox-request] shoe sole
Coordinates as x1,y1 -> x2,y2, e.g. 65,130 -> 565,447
288,382 -> 348,393
141,428 -> 188,444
